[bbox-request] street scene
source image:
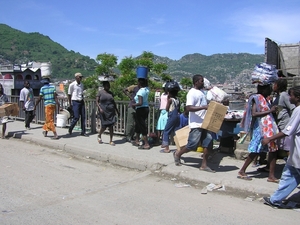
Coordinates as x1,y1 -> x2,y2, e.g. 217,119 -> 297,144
0,136 -> 299,225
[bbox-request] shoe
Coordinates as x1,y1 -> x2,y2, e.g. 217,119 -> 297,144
173,151 -> 182,166
51,136 -> 59,140
42,131 -> 48,137
263,197 -> 279,208
81,133 -> 89,137
110,142 -> 116,146
68,128 -> 72,135
26,127 -> 31,130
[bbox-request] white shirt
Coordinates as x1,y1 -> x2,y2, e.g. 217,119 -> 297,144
68,81 -> 84,101
186,88 -> 207,128
283,105 -> 300,169
19,87 -> 35,111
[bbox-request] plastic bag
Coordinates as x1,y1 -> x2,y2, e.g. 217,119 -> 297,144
207,86 -> 228,102
251,63 -> 278,85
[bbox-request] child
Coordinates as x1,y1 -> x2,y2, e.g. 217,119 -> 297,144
179,106 -> 188,129
160,82 -> 181,153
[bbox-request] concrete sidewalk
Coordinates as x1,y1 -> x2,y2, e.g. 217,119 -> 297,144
3,120 -> 287,197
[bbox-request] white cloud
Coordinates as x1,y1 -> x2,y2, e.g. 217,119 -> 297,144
228,10 -> 300,46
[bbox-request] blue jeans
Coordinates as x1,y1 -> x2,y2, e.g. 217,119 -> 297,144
162,110 -> 180,146
186,128 -> 213,151
270,164 -> 300,206
70,100 -> 86,134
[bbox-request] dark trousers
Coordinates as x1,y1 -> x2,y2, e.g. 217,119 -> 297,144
135,107 -> 149,136
125,107 -> 136,140
25,110 -> 35,128
70,100 -> 86,133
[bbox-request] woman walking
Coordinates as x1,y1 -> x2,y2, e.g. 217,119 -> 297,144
96,81 -> 119,145
237,84 -> 279,182
132,78 -> 151,150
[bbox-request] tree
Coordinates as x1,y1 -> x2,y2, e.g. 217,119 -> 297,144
95,53 -> 118,77
180,77 -> 192,89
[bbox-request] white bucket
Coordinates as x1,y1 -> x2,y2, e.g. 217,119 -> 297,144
40,62 -> 52,77
56,114 -> 67,128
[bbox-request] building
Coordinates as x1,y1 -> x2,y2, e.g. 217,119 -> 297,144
0,62 -> 50,96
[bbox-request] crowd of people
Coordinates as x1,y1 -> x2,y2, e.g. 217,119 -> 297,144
1,72 -> 300,209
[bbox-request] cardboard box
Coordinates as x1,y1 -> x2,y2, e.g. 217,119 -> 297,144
174,125 -> 191,148
174,101 -> 227,148
201,101 -> 227,133
0,103 -> 19,117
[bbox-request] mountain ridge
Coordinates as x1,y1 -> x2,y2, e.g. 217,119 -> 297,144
0,24 -> 264,83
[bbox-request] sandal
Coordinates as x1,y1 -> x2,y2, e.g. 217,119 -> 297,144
173,151 -> 181,166
237,173 -> 252,181
97,137 -> 103,144
131,141 -> 140,146
110,142 -> 115,146
138,145 -> 150,150
267,178 -> 279,183
199,167 -> 216,173
42,131 -> 48,137
160,149 -> 171,153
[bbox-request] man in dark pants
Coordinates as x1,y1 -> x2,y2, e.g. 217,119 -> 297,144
68,72 -> 87,136
19,80 -> 35,130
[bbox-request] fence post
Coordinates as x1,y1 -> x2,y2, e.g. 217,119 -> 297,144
90,107 -> 96,134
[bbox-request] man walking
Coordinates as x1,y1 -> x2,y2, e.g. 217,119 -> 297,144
20,80 -> 35,130
35,78 -> 61,139
173,74 -> 215,172
68,72 -> 87,136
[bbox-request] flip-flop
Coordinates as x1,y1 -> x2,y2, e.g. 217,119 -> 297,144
97,138 -> 103,144
131,141 -> 140,146
138,145 -> 150,150
199,167 -> 216,173
237,174 -> 252,181
110,142 -> 116,146
267,178 -> 280,183
160,149 -> 171,153
51,136 -> 59,140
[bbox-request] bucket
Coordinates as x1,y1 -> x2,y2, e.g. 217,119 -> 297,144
136,66 -> 148,79
40,62 -> 52,77
196,146 -> 204,152
56,114 -> 67,128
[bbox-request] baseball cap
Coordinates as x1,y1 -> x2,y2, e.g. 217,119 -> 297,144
75,72 -> 83,77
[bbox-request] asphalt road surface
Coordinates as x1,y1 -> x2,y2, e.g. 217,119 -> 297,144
1,138 -> 299,225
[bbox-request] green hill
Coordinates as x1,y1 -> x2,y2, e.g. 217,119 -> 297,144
0,24 -> 98,79
0,24 -> 264,83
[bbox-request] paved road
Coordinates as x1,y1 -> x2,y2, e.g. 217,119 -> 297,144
1,139 -> 299,225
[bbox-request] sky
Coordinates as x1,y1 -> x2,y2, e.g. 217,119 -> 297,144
1,0 -> 300,61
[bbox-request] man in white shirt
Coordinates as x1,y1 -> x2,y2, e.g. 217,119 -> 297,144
20,80 -> 35,130
173,74 -> 215,172
68,72 -> 87,136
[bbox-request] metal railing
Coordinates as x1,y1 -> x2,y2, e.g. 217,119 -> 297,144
9,95 -> 159,135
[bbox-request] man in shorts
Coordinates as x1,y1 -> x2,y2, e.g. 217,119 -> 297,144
173,74 -> 215,172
